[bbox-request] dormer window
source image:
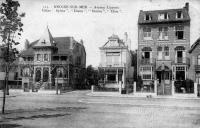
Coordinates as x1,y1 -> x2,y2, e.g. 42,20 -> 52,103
158,13 -> 168,20
145,14 -> 152,21
42,40 -> 46,44
176,11 -> 183,19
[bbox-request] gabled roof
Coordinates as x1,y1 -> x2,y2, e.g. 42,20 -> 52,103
138,3 -> 190,24
101,34 -> 126,48
20,26 -> 85,57
20,37 -> 85,56
33,26 -> 56,48
189,37 -> 200,53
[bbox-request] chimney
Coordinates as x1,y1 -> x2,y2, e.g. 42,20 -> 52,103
80,39 -> 84,45
124,32 -> 128,43
185,2 -> 189,12
69,37 -> 74,49
24,39 -> 29,50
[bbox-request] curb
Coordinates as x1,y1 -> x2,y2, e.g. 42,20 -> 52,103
88,92 -> 200,100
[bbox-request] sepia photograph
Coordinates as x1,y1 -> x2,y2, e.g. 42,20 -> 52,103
0,0 -> 200,127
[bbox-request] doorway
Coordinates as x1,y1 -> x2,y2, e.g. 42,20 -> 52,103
157,71 -> 172,95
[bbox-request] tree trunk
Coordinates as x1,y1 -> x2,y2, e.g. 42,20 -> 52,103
2,64 -> 9,114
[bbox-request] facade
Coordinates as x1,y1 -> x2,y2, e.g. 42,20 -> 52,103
99,33 -> 133,90
188,37 -> 200,84
137,3 -> 191,95
19,26 -> 86,91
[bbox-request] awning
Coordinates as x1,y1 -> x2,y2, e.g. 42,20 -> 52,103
174,46 -> 185,50
142,47 -> 152,51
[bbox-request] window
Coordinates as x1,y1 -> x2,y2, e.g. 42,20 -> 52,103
142,74 -> 152,80
37,54 -> 41,61
158,27 -> 168,40
76,56 -> 81,65
164,46 -> 169,60
141,67 -> 151,72
106,52 -> 120,66
106,54 -> 112,66
28,57 -> 33,61
142,52 -> 150,59
176,11 -> 183,19
175,26 -> 184,40
143,27 -> 151,40
113,55 -> 120,65
177,51 -> 183,58
158,13 -> 168,20
44,54 -> 48,61
53,56 -> 59,61
198,55 -> 200,65
61,56 -> 67,61
57,67 -> 63,77
157,47 -> 162,60
145,14 -> 152,21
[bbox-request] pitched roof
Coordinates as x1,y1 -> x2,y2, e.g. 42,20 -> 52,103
20,26 -> 85,56
54,37 -> 73,55
20,40 -> 38,56
138,4 -> 190,24
100,34 -> 126,49
189,37 -> 200,53
20,37 -> 78,56
33,26 -> 56,48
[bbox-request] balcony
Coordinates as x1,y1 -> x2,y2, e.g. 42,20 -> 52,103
195,65 -> 200,72
99,63 -> 125,68
140,59 -> 153,65
51,61 -> 69,65
18,61 -> 33,65
174,57 -> 190,65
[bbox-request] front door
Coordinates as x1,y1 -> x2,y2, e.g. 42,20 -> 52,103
157,71 -> 172,95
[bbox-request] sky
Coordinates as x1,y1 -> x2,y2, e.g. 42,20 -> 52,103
2,0 -> 200,67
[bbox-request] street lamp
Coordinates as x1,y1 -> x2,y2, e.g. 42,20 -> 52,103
56,70 -> 60,95
161,63 -> 165,95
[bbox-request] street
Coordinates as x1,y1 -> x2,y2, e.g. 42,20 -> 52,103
0,90 -> 200,128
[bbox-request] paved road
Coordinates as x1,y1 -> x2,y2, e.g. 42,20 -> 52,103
0,90 -> 200,128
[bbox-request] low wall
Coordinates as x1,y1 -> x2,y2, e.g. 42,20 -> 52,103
173,93 -> 197,98
133,92 -> 157,97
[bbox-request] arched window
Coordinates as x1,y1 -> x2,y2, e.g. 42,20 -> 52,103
35,70 -> 41,82
43,69 -> 49,82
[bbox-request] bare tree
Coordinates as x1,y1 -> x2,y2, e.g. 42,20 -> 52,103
0,0 -> 25,114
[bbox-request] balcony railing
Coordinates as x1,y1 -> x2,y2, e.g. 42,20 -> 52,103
51,61 -> 69,65
141,59 -> 153,65
100,63 -> 125,67
175,57 -> 189,65
18,61 -> 33,65
195,65 -> 200,72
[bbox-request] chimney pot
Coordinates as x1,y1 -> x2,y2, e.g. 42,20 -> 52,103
185,2 -> 189,11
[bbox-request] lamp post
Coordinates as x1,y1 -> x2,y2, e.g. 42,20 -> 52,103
161,63 -> 165,95
56,70 -> 60,95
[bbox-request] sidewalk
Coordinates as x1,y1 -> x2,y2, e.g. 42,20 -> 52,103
0,89 -> 61,98
89,91 -> 200,100
0,89 -> 23,98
